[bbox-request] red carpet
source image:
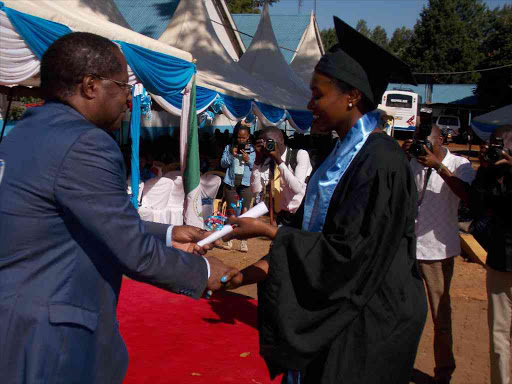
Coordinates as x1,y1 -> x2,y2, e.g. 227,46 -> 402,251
117,279 -> 281,384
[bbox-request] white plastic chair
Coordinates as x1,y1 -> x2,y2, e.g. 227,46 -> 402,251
138,177 -> 174,223
165,175 -> 185,225
200,174 -> 222,219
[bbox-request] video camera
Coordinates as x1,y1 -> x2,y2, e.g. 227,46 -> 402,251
409,108 -> 433,158
264,139 -> 276,152
485,137 -> 511,165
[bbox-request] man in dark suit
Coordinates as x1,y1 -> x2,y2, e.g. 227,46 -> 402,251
0,32 -> 237,384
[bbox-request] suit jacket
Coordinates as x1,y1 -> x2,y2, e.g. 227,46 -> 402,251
0,102 -> 208,384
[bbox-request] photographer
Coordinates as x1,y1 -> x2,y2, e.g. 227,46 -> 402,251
469,126 -> 512,384
220,121 -> 255,252
251,126 -> 312,226
403,122 -> 475,384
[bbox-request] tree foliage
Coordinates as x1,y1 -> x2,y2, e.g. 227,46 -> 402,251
370,26 -> 389,50
475,4 -> 512,107
356,19 -> 371,38
389,27 -> 414,61
404,0 -> 491,84
320,27 -> 337,52
226,0 -> 279,14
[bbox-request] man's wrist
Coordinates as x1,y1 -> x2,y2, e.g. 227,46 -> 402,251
436,163 -> 446,174
166,225 -> 175,247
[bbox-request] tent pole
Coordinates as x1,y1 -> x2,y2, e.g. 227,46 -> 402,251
0,88 -> 14,144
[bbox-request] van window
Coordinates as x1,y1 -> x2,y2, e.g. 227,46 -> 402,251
385,94 -> 413,108
438,116 -> 459,126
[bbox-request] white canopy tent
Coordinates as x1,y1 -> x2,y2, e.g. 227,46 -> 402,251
471,104 -> 512,141
238,3 -> 311,105
0,0 -> 194,89
157,0 -> 309,115
290,12 -> 324,87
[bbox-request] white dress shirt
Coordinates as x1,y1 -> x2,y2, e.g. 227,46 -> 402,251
251,147 -> 312,214
410,148 -> 476,261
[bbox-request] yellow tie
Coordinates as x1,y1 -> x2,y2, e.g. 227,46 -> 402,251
273,163 -> 281,213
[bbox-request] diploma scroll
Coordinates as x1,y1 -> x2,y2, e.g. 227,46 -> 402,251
197,202 -> 268,247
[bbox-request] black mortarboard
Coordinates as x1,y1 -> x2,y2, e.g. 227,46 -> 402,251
315,16 -> 417,105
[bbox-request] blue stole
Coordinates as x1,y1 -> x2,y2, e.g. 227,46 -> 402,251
302,111 -> 380,232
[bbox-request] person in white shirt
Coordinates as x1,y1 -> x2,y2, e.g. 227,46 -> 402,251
404,124 -> 476,384
251,127 -> 312,226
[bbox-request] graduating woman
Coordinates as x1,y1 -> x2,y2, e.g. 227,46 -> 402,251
223,17 -> 427,384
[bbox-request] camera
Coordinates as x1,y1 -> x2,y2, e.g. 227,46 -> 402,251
485,137 -> 510,165
264,139 -> 276,152
409,108 -> 433,158
237,143 -> 247,152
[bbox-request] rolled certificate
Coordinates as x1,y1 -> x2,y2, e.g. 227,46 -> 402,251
197,202 -> 268,247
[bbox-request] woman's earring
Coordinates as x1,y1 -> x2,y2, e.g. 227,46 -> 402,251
348,102 -> 353,108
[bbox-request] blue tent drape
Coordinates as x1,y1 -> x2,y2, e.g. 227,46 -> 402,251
130,90 -> 142,209
221,94 -> 252,119
254,102 -> 286,124
0,2 -> 71,59
166,86 -> 218,111
288,109 -> 313,132
116,41 -> 195,98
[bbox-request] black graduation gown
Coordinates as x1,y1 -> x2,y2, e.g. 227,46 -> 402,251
258,133 -> 427,384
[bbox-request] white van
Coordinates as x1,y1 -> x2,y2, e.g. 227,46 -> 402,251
436,115 -> 461,136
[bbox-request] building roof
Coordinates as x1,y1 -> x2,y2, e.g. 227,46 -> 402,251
387,83 -> 478,105
113,0 -> 179,39
232,14 -> 310,63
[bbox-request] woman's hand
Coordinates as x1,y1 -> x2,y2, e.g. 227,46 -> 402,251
240,149 -> 250,163
224,217 -> 278,241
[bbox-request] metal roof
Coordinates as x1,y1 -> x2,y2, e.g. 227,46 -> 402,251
232,14 -> 310,63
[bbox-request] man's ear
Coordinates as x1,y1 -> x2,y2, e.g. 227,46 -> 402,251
80,74 -> 98,100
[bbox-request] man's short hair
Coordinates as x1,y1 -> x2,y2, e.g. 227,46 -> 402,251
40,32 -> 124,101
262,126 -> 284,142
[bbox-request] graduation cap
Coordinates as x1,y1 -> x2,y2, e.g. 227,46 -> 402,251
315,16 -> 417,106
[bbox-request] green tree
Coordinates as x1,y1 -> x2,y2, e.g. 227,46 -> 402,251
226,0 -> 279,14
475,5 -> 512,107
370,26 -> 389,50
356,19 -> 371,38
320,27 -> 337,52
404,0 -> 491,84
389,27 -> 414,60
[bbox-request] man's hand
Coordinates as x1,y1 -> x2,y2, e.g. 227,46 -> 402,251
267,147 -> 282,165
416,145 -> 442,169
495,149 -> 512,167
224,217 -> 278,241
205,256 -> 239,291
171,225 -> 220,255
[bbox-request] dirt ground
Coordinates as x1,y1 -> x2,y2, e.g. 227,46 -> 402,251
208,142 -> 494,384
